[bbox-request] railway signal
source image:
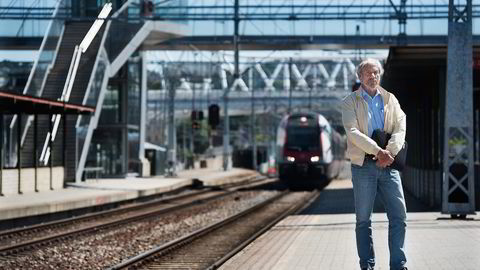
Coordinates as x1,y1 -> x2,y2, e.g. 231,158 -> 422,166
208,104 -> 220,129
192,121 -> 201,129
191,110 -> 204,121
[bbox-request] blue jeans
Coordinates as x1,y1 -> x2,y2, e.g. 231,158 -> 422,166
351,159 -> 407,270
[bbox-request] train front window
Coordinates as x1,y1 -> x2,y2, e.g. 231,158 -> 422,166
286,127 -> 320,151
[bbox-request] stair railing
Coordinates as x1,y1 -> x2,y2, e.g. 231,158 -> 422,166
39,3 -> 113,165
75,0 -> 187,181
17,0 -> 70,145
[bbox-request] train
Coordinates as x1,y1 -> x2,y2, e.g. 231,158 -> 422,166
276,112 -> 346,190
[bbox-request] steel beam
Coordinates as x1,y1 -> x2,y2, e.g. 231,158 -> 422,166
148,35 -> 473,51
7,35 -> 480,51
443,0 -> 475,216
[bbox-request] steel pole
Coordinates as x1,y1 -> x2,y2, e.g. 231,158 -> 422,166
223,0 -> 239,171
288,57 -> 293,114
167,79 -> 177,176
250,66 -> 257,171
17,114 -> 22,194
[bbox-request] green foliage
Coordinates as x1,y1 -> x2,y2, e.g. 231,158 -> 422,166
176,118 -> 209,155
448,137 -> 467,146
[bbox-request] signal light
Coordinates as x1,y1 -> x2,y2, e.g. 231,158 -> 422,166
191,110 -> 204,121
208,104 -> 220,128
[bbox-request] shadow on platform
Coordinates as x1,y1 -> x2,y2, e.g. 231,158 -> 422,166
299,184 -> 435,215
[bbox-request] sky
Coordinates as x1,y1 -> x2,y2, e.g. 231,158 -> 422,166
1,0 -> 479,62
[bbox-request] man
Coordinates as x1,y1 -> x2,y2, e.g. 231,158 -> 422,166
341,58 -> 407,270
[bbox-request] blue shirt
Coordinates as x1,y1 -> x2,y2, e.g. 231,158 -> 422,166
361,87 -> 384,137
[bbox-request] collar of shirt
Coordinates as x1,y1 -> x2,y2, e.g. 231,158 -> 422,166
359,85 -> 384,137
360,86 -> 380,101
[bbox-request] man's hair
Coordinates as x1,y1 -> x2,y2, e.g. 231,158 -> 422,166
356,58 -> 384,79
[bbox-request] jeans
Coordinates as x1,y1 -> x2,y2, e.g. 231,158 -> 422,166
351,159 -> 407,270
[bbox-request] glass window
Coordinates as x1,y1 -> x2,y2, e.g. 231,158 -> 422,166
89,128 -> 124,177
100,85 -> 120,124
127,60 -> 141,126
286,127 -> 320,151
4,115 -> 18,168
128,129 -> 140,173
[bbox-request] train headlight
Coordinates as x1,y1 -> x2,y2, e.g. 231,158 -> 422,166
310,156 -> 320,162
286,156 -> 295,162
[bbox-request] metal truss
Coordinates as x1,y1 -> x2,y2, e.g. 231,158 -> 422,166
2,3 -> 480,21
443,0 -> 475,216
152,58 -> 358,93
4,2 -> 480,50
149,35 -> 473,50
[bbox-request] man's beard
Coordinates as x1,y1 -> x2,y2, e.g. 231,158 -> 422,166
365,79 -> 379,89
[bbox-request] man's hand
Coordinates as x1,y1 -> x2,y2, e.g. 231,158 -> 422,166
376,149 -> 394,168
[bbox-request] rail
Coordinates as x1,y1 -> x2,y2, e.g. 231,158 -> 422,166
109,190 -> 318,269
0,174 -> 269,257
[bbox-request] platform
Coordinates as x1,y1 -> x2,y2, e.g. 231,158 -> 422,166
0,167 -> 257,223
220,179 -> 480,270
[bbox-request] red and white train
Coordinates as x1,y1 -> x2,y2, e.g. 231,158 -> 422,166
276,113 -> 346,190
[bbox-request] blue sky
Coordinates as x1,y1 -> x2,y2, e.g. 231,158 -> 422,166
1,0 -> 479,62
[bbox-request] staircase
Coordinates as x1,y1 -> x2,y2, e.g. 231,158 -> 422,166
20,21 -> 105,181
17,1 -> 186,183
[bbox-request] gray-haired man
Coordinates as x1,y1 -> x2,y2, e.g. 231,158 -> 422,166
341,58 -> 408,270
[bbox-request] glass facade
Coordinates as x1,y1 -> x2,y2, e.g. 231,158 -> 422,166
100,84 -> 121,125
1,0 -> 188,180
128,130 -> 140,173
88,54 -> 143,178
0,0 -> 66,37
127,58 -> 141,125
88,128 -> 124,176
127,56 -> 141,175
2,115 -> 18,168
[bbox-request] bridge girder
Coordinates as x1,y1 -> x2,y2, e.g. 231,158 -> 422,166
144,35 -> 480,51
6,35 -> 480,51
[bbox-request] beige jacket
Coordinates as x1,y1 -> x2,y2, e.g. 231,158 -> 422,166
341,86 -> 406,166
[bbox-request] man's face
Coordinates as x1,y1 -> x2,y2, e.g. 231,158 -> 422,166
359,64 -> 381,90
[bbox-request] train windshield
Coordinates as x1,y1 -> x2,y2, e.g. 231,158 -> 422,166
286,127 -> 320,151
285,115 -> 320,151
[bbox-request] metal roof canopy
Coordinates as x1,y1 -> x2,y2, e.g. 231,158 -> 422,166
386,45 -> 480,59
0,91 -> 94,115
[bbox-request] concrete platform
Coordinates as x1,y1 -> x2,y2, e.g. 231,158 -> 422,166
0,167 -> 257,223
220,179 -> 480,270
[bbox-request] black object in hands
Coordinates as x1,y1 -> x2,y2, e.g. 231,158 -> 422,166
371,129 -> 407,171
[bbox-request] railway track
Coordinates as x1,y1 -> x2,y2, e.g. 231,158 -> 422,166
110,190 -> 319,270
0,175 -> 271,257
